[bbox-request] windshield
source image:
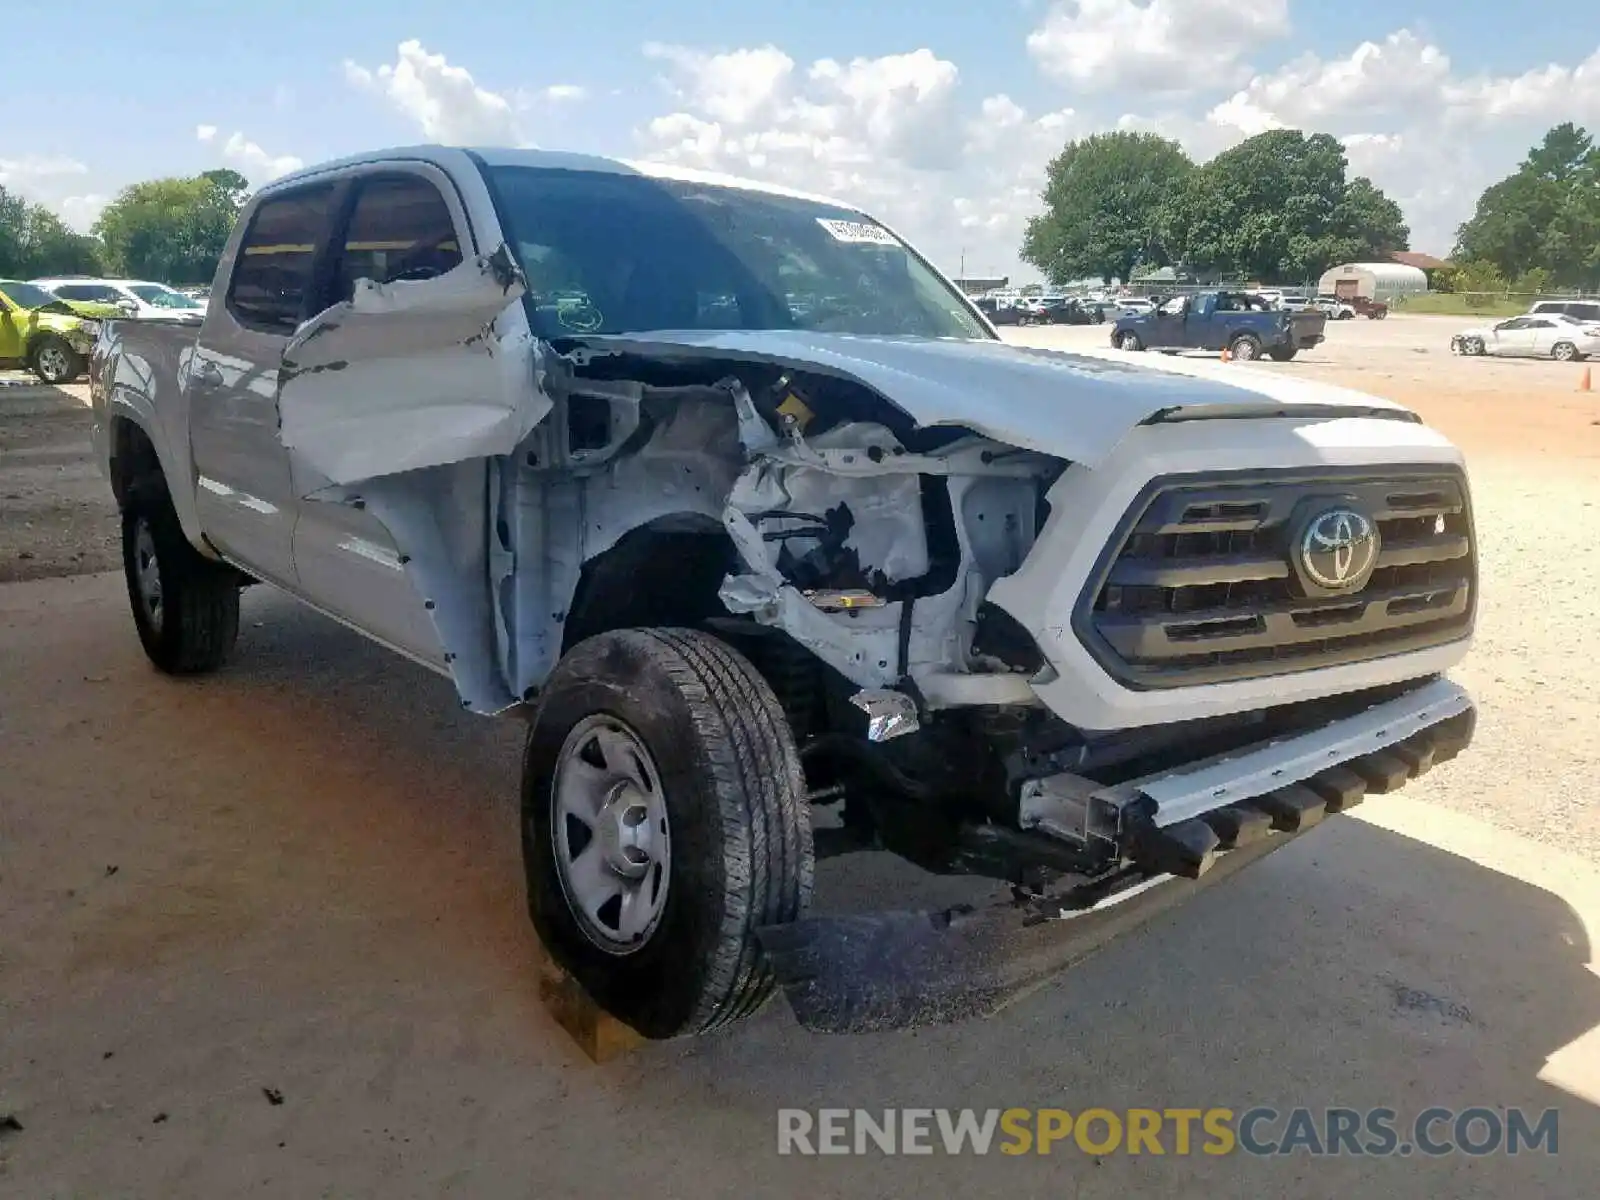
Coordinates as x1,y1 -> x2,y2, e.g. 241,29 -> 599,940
0,281 -> 71,310
129,284 -> 203,309
485,167 -> 989,341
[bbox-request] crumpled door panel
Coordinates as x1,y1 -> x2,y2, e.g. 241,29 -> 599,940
276,245 -> 548,487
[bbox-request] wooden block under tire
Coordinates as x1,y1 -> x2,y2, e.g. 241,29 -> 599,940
537,956 -> 645,1064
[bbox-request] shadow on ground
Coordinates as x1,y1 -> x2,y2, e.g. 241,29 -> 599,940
1,579 -> 1594,1198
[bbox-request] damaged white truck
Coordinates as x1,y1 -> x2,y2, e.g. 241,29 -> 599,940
90,146 -> 1478,1037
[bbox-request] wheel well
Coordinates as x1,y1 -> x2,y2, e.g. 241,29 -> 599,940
561,518 -> 739,656
109,416 -> 163,510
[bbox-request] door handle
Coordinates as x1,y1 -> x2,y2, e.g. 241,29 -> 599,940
192,360 -> 224,390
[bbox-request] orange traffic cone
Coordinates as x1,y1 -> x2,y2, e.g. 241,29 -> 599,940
1580,366 -> 1592,392
1220,346 -> 1231,363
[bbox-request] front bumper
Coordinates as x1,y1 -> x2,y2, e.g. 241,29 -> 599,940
757,679 -> 1475,1032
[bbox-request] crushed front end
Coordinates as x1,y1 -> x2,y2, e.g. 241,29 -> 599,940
706,373 -> 1480,1031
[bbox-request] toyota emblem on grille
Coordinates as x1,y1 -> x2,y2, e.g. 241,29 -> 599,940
1299,507 -> 1379,590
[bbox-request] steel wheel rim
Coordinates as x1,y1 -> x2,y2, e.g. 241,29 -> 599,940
1555,343 -> 1575,361
133,517 -> 163,632
551,714 -> 671,955
1233,340 -> 1256,360
38,345 -> 70,381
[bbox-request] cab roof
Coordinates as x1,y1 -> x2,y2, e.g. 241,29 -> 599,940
263,144 -> 861,213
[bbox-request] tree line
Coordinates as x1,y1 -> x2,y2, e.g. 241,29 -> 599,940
0,168 -> 250,284
1021,124 -> 1600,295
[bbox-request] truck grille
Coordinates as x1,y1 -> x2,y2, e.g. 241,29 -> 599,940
1077,467 -> 1476,688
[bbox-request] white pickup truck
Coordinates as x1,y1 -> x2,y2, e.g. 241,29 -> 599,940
90,146 -> 1478,1037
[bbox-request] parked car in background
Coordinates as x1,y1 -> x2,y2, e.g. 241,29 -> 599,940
1314,296 -> 1357,320
1450,314 -> 1600,360
1527,299 -> 1600,323
34,278 -> 206,323
0,279 -> 103,383
1020,296 -> 1102,325
1347,294 -> 1388,320
1112,290 -> 1327,360
1117,296 -> 1155,316
974,294 -> 1022,325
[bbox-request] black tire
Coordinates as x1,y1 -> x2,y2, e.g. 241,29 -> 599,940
30,335 -> 83,385
121,481 -> 241,674
1553,341 -> 1579,362
522,627 -> 814,1039
1338,310 -> 1354,320
1116,331 -> 1143,351
1229,334 -> 1262,361
1268,345 -> 1299,361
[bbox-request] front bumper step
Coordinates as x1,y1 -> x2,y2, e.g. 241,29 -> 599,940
1127,702 -> 1474,879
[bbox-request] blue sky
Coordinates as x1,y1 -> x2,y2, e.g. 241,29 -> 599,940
5,1 -> 1598,281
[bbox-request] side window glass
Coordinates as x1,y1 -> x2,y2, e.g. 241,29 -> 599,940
334,175 -> 463,303
228,184 -> 334,334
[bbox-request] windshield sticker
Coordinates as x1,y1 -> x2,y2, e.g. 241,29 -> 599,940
816,218 -> 899,246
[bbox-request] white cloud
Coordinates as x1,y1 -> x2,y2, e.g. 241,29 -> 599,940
1027,0 -> 1290,91
58,194 -> 109,233
541,84 -> 588,103
0,155 -> 88,187
1208,31 -> 1453,136
345,39 -> 525,144
0,157 -> 103,232
635,43 -> 1087,281
196,129 -> 303,182
1444,47 -> 1600,122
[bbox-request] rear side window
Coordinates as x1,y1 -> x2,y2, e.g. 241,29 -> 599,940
54,284 -> 122,303
227,184 -> 334,334
333,175 -> 462,303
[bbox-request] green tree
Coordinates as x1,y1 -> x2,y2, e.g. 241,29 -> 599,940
93,169 -> 251,284
1455,124 -> 1600,289
0,186 -> 104,277
1162,130 -> 1408,281
1451,259 -> 1507,306
1021,132 -> 1193,285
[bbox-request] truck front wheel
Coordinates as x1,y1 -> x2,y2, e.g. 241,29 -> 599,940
1229,334 -> 1262,361
1116,331 -> 1143,351
121,484 -> 241,674
522,627 -> 814,1038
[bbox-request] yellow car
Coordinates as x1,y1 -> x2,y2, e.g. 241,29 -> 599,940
0,279 -> 104,384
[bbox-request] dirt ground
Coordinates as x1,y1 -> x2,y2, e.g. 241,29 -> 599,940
2,315 -> 1598,1197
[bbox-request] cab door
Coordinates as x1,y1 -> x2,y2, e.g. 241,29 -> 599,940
287,166 -> 474,661
189,182 -> 337,588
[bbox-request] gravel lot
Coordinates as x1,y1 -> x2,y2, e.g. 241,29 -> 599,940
1,314 -> 1597,1197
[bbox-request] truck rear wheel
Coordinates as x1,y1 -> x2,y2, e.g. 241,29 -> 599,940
121,484 -> 241,674
1267,345 -> 1299,362
521,627 -> 814,1038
